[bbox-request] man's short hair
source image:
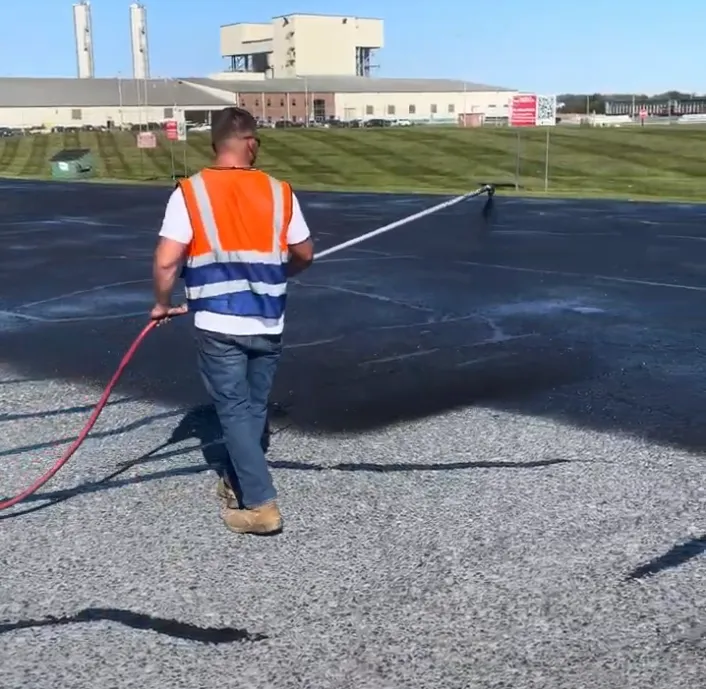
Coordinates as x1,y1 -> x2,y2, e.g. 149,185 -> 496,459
211,107 -> 257,151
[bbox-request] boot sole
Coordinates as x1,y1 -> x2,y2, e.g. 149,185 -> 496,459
223,522 -> 283,536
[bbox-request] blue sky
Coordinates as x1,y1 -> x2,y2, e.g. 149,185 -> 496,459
1,0 -> 704,94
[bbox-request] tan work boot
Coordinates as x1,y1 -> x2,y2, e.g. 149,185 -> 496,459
221,500 -> 282,535
216,476 -> 236,502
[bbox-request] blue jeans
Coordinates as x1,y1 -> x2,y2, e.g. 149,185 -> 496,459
194,328 -> 283,508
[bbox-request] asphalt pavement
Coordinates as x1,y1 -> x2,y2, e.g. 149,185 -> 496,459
0,178 -> 705,689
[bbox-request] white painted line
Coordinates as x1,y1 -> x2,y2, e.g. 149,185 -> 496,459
495,230 -> 619,237
660,234 -> 706,242
457,261 -> 706,293
456,352 -> 513,368
285,337 -> 342,350
462,333 -> 537,347
0,309 -> 45,322
17,279 -> 151,310
350,248 -> 396,256
0,309 -> 146,323
317,255 -> 417,264
361,348 -> 440,366
293,280 -> 434,312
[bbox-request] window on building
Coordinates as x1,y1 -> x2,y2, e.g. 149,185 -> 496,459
266,99 -> 271,107
448,103 -> 455,113
292,98 -> 297,106
163,107 -> 174,119
313,98 -> 326,121
387,104 -> 396,115
240,100 -> 245,107
255,99 -> 260,107
71,109 -> 82,120
409,104 -> 416,114
430,104 -> 437,114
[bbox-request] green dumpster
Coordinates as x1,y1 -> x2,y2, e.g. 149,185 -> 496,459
49,148 -> 95,180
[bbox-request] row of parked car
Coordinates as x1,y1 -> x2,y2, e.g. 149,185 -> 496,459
0,117 -> 417,139
258,117 -> 414,129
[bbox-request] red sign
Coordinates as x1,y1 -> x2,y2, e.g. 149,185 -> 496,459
639,109 -> 648,120
164,120 -> 178,141
510,94 -> 537,127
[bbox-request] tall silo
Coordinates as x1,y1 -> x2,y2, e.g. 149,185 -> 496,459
73,1 -> 95,78
129,2 -> 150,80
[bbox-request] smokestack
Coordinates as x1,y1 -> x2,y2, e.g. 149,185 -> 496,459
129,3 -> 150,80
72,1 -> 95,79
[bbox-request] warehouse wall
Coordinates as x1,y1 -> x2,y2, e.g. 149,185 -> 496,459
334,90 -> 516,122
0,105 -> 209,129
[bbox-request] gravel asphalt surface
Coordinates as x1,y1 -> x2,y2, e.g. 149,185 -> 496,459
0,178 -> 705,688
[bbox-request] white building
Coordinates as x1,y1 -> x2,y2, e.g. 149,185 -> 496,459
208,12 -> 516,122
0,75 -> 516,128
220,13 -> 383,79
185,76 -> 516,124
0,78 -> 232,129
0,8 -> 517,130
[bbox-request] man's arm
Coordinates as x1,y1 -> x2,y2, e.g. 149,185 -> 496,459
285,192 -> 314,277
153,236 -> 188,306
150,187 -> 193,320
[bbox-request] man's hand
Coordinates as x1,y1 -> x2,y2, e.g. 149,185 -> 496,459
149,302 -> 188,325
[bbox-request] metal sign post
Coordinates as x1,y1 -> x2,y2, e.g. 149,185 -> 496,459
165,120 -> 179,179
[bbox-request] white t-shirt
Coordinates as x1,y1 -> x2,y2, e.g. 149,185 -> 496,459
158,184 -> 311,336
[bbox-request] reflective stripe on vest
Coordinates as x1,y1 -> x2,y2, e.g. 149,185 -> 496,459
181,171 -> 289,320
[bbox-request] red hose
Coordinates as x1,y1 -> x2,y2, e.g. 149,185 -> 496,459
0,320 -> 159,512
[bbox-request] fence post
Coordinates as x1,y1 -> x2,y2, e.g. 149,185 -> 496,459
544,128 -> 550,192
169,139 -> 176,181
514,129 -> 521,191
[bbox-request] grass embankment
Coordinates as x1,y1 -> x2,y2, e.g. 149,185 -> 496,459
0,126 -> 705,200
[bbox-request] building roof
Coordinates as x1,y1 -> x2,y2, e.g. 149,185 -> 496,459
0,78 -> 233,108
181,76 -> 514,94
0,75 -> 514,109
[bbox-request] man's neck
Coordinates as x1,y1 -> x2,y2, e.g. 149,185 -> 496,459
212,155 -> 253,169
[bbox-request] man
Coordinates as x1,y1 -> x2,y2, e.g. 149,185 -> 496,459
150,107 -> 314,535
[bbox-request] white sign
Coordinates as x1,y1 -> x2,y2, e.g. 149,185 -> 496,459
137,131 -> 157,148
536,94 -> 557,126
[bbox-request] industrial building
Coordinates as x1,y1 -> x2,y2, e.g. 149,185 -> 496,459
0,75 -> 515,129
219,13 -> 383,79
186,76 -> 513,124
0,9 -> 516,129
209,13 -> 516,121
0,78 -> 231,129
605,96 -> 706,117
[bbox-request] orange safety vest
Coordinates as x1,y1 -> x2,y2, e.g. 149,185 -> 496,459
177,168 -> 294,319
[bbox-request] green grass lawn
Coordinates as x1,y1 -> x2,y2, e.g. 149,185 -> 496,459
1,126 -> 705,200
